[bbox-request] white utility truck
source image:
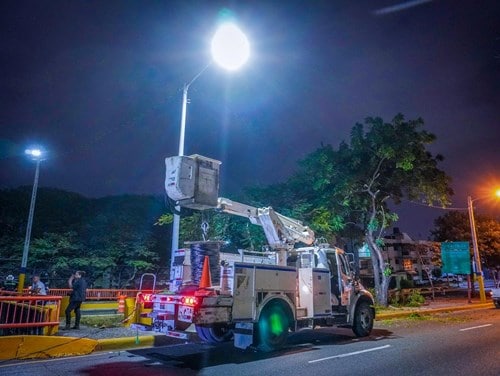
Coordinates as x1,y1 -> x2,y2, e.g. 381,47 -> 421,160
150,154 -> 375,351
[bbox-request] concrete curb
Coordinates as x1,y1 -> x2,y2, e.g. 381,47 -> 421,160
0,335 -> 97,360
95,335 -> 155,351
376,302 -> 492,320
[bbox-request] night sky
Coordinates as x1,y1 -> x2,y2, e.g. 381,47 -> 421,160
1,0 -> 499,239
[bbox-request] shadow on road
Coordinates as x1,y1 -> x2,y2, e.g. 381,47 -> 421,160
122,327 -> 397,371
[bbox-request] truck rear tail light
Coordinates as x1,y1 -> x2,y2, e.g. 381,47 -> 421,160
181,296 -> 198,306
160,296 -> 176,302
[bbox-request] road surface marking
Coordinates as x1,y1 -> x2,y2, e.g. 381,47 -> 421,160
308,345 -> 391,363
459,324 -> 492,331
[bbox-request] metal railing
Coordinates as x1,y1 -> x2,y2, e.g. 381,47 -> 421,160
0,295 -> 61,336
16,288 -> 156,300
12,289 -> 154,301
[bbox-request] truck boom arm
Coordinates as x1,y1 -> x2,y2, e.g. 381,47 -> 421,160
164,155 -> 315,252
217,197 -> 315,250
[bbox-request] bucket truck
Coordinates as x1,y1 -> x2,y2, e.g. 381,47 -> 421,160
147,154 -> 375,351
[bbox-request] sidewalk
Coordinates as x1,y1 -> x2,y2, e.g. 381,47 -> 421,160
375,296 -> 492,319
0,296 -> 493,361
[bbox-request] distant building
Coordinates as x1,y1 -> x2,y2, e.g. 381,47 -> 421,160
358,228 -> 439,285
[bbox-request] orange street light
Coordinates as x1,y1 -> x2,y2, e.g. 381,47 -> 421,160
468,188 -> 500,303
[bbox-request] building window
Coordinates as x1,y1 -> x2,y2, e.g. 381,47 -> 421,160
403,259 -> 413,271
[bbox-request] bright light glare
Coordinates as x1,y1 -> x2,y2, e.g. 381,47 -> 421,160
211,22 -> 250,71
495,189 -> 500,198
25,148 -> 43,158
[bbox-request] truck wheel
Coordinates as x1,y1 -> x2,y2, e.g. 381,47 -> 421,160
195,324 -> 233,344
494,300 -> 500,309
256,303 -> 290,352
352,301 -> 374,337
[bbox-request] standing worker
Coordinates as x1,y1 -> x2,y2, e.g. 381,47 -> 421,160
64,271 -> 87,330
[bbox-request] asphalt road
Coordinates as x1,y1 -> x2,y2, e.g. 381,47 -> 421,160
1,307 -> 498,376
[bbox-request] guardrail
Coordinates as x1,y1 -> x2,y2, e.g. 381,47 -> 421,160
388,286 -> 467,303
0,295 -> 61,336
20,289 -> 156,300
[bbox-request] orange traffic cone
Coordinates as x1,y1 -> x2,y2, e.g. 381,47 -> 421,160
118,295 -> 125,313
199,256 -> 212,288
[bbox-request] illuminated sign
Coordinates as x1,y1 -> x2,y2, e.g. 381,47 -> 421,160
441,242 -> 470,274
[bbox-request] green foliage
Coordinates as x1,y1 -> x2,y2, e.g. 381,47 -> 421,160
156,213 -> 173,226
406,291 -> 425,307
388,289 -> 424,307
0,188 -> 168,288
383,265 -> 393,277
407,312 -> 426,320
241,114 -> 452,306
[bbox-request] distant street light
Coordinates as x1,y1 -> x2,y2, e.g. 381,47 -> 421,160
17,148 -> 45,293
170,22 -> 250,286
467,190 -> 500,302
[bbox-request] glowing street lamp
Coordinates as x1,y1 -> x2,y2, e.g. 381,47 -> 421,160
170,22 -> 250,285
211,22 -> 250,71
17,148 -> 45,293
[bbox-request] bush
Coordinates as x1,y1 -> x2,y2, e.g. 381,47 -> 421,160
400,279 -> 414,289
406,290 -> 425,307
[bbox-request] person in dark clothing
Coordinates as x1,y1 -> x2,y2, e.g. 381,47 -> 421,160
64,271 -> 87,330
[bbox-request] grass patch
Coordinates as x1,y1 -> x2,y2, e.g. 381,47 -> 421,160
379,319 -> 395,325
407,312 -> 429,321
80,315 -> 124,328
431,315 -> 470,324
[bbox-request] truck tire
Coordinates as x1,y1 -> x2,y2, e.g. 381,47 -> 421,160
256,303 -> 291,352
352,301 -> 374,337
494,300 -> 500,309
195,324 -> 233,344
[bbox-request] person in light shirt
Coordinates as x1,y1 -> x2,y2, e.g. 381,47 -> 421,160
29,274 -> 47,295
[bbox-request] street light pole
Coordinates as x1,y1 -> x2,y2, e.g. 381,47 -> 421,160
17,150 -> 43,293
467,195 -> 486,302
171,65 -> 210,274
168,21 -> 250,287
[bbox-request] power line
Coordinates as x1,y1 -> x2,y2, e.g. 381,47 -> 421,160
400,199 -> 467,211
